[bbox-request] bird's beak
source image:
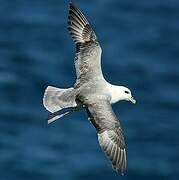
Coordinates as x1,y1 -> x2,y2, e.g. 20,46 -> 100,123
130,96 -> 136,104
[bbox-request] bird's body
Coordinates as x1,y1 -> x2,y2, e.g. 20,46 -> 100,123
43,2 -> 136,174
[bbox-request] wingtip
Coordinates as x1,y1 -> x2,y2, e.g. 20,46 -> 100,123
68,1 -> 81,16
68,2 -> 97,44
114,168 -> 127,175
69,1 -> 75,9
69,1 -> 72,7
112,164 -> 127,175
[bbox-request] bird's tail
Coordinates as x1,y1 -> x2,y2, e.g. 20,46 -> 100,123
43,86 -> 77,113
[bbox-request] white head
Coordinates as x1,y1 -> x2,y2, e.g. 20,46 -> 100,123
108,85 -> 136,104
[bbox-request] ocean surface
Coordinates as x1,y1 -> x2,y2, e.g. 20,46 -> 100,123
0,0 -> 179,180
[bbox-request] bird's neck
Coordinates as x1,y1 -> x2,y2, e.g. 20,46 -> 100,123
107,83 -> 124,104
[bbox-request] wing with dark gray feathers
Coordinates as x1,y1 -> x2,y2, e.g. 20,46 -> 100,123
68,3 -> 97,44
68,3 -> 103,87
86,99 -> 127,174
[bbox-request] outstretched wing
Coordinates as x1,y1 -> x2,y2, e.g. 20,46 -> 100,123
68,3 -> 103,87
86,99 -> 127,174
68,3 -> 96,43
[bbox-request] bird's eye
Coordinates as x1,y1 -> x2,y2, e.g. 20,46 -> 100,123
125,91 -> 129,94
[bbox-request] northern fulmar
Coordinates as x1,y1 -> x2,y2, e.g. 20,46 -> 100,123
43,2 -> 136,174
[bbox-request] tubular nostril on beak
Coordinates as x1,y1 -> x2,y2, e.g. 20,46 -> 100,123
130,96 -> 136,104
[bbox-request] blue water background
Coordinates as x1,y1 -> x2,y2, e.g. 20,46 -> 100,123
0,0 -> 179,179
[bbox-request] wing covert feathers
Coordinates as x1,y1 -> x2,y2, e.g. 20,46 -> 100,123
68,3 -> 97,43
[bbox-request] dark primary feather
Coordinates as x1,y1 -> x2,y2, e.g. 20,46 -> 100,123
86,99 -> 127,174
68,3 -> 97,43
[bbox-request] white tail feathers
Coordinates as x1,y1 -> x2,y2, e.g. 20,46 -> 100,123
43,86 -> 77,113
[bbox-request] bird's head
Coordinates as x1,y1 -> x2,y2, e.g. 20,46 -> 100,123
119,86 -> 136,104
109,85 -> 136,104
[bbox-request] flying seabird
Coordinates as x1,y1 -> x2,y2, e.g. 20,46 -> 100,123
43,2 -> 136,174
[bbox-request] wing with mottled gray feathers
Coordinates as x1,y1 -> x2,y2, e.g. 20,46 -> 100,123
86,100 -> 126,174
68,3 -> 103,87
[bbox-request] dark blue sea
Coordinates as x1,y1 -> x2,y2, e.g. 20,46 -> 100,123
0,0 -> 179,180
